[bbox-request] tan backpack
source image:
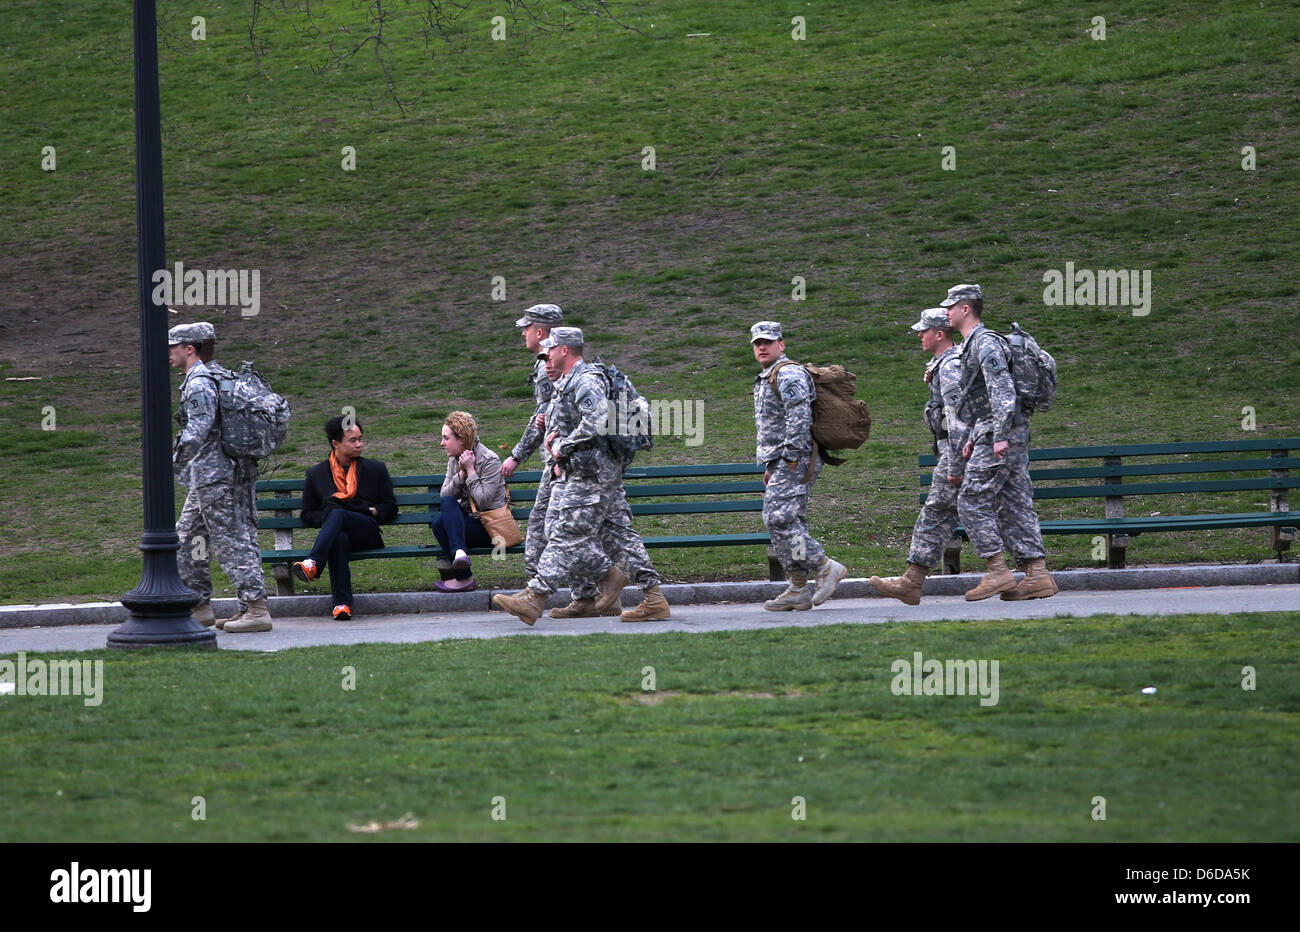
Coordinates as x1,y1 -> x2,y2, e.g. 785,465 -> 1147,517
769,361 -> 872,466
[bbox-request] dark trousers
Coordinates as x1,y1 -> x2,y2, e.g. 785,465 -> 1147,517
430,495 -> 493,577
308,508 -> 383,606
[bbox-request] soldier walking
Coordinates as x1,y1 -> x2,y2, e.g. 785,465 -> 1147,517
943,284 -> 1057,600
750,321 -> 847,611
870,308 -> 968,604
493,328 -> 628,625
169,322 -> 273,633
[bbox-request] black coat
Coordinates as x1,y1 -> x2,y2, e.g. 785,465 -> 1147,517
300,457 -> 398,531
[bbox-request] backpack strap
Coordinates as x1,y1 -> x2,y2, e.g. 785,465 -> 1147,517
766,361 -> 817,483
767,359 -> 798,394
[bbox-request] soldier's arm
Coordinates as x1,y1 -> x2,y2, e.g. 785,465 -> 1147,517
552,376 -> 608,460
939,357 -> 969,468
510,371 -> 553,464
979,339 -> 1017,443
173,377 -> 218,471
778,368 -> 813,463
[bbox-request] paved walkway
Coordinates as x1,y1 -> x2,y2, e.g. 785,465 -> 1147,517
3,583 -> 1297,653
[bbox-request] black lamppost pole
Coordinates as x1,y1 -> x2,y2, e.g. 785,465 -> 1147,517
109,0 -> 215,649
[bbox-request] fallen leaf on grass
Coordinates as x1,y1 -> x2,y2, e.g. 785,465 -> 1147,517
346,812 -> 419,833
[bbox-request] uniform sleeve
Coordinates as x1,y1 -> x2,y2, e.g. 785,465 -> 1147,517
777,367 -> 814,461
174,376 -> 218,471
939,355 -> 969,468
552,374 -> 608,460
510,365 -> 553,463
978,338 -> 1018,443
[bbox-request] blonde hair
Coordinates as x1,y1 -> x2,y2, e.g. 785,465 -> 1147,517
444,411 -> 478,452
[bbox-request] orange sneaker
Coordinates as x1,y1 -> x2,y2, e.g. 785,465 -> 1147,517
332,604 -> 352,620
293,559 -> 319,582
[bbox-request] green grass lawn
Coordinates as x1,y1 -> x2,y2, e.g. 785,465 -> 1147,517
1,0 -> 1298,604
2,613 -> 1296,842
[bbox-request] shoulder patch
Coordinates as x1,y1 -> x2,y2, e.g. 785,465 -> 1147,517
776,367 -> 810,404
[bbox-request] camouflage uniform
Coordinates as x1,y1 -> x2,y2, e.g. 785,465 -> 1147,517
528,358 -> 616,596
754,353 -> 825,576
955,322 -> 1046,561
511,355 -> 557,577
571,450 -> 661,599
908,343 -> 968,568
173,359 -> 267,604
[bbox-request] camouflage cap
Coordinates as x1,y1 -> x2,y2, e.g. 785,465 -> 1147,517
911,308 -> 954,331
515,303 -> 564,328
939,283 -> 983,308
539,326 -> 584,349
168,321 -> 216,345
750,320 -> 782,343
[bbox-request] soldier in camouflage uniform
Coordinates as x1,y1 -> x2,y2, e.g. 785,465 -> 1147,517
870,308 -> 968,604
500,303 -> 564,580
750,321 -> 847,611
169,322 -> 272,633
943,284 -> 1057,601
493,328 -> 628,625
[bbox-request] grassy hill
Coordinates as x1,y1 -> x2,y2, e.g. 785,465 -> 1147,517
2,0 -> 1298,603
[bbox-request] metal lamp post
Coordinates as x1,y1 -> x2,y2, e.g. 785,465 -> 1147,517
109,0 -> 216,649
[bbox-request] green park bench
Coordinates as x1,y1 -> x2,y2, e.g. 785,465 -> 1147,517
256,463 -> 779,595
918,438 -> 1300,571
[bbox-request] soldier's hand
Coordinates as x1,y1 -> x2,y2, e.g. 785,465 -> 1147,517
923,368 -> 934,384
552,464 -> 562,478
993,440 -> 1009,459
947,474 -> 962,487
763,469 -> 770,486
962,441 -> 973,459
501,457 -> 518,478
535,411 -> 546,429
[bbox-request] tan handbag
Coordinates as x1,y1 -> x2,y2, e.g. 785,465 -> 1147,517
470,487 -> 523,548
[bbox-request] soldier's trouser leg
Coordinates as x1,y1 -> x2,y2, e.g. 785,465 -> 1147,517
994,436 -> 1046,561
956,440 -> 1011,559
524,466 -> 554,578
574,481 -> 660,599
908,456 -> 961,569
762,456 -> 825,577
530,477 -> 613,596
176,490 -> 212,601
197,484 -> 268,603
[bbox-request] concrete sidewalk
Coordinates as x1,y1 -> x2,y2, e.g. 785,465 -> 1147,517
0,563 -> 1295,655
1,562 -> 1295,629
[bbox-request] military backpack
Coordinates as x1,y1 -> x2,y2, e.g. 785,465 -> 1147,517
769,361 -> 872,465
588,358 -> 654,465
204,361 -> 291,460
960,323 -> 1057,416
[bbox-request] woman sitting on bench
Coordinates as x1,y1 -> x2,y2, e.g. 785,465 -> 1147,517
431,411 -> 510,592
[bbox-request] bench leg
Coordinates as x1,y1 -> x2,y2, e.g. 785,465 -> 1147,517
272,564 -> 295,596
1271,526 -> 1295,560
942,537 -> 963,575
1107,534 -> 1129,570
766,548 -> 784,582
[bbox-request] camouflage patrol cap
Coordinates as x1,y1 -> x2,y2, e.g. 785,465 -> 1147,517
168,321 -> 216,345
515,303 -> 564,328
911,308 -> 954,331
539,326 -> 584,349
939,283 -> 983,307
750,321 -> 782,343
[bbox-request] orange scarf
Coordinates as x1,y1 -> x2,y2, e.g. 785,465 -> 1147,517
330,452 -> 358,501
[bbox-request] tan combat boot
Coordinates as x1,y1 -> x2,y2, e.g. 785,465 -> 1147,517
224,597 -> 273,633
492,587 -> 549,626
593,566 -> 629,615
811,558 -> 848,606
551,597 -> 600,619
1001,558 -> 1059,600
869,563 -> 929,606
964,554 -> 1016,601
192,600 -> 216,627
765,574 -> 812,612
621,585 -> 671,622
